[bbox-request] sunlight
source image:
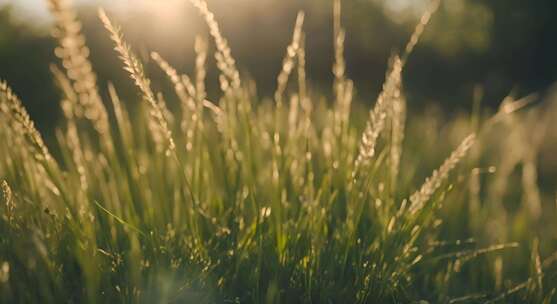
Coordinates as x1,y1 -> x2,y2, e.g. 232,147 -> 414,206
110,0 -> 187,30
381,0 -> 430,23
2,0 -> 188,28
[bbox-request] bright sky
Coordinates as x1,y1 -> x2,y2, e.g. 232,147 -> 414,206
1,0 -> 190,28
1,0 -> 427,29
0,0 -> 105,21
0,0 -> 168,15
3,0 -> 427,18
1,0 -> 51,18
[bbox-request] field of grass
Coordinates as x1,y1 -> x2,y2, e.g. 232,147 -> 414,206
1,0 -> 557,303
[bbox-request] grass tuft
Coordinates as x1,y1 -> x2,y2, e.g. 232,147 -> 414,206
0,0 -> 556,303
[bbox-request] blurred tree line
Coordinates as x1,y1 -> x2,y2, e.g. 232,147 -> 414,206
1,0 -> 556,136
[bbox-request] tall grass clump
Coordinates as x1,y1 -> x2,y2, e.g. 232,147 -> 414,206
1,0 -> 557,303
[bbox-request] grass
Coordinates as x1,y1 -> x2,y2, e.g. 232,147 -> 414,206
1,0 -> 557,303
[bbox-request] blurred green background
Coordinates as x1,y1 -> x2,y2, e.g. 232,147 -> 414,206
1,0 -> 557,135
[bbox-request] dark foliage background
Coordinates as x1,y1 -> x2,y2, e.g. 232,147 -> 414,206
1,0 -> 556,137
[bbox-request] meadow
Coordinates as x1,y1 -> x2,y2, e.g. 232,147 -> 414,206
1,0 -> 557,303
